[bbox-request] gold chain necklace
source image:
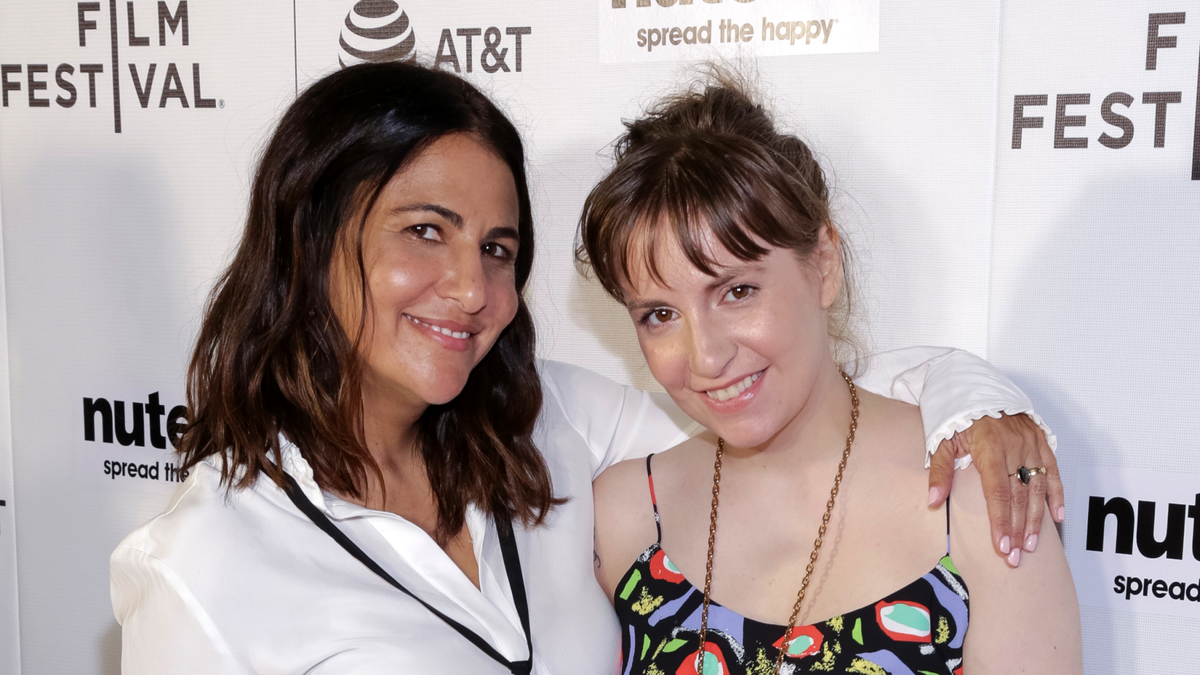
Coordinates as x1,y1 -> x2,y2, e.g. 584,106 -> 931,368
696,370 -> 859,675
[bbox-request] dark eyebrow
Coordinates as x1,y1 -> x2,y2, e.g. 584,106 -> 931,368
705,260 -> 768,291
704,271 -> 738,293
391,203 -> 463,228
625,262 -> 763,312
625,298 -> 667,314
486,226 -> 520,242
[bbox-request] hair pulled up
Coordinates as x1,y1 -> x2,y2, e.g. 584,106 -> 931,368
576,68 -> 856,361
180,61 -> 558,543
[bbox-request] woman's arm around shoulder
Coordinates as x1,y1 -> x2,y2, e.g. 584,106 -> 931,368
857,346 -> 1065,561
111,544 -> 249,674
947,465 -> 1082,674
592,456 -> 662,603
539,359 -> 699,475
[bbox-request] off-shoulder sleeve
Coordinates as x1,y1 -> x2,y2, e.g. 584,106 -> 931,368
111,546 -> 249,675
852,346 -> 1056,470
538,359 -> 701,477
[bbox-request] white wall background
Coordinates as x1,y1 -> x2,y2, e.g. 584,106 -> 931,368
0,0 -> 1196,673
0,188 -> 21,675
988,2 -> 1200,670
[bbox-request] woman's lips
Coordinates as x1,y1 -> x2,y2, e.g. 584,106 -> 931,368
698,369 -> 766,414
403,314 -> 476,352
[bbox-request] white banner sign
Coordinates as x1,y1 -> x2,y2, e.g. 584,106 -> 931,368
0,201 -> 19,675
1069,466 -> 1200,618
2,0 -> 1198,673
597,0 -> 879,63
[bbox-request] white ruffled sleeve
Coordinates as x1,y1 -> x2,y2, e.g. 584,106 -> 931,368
852,346 -> 1056,470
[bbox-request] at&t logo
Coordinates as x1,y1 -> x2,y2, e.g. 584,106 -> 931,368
335,1 -> 532,74
338,0 -> 416,67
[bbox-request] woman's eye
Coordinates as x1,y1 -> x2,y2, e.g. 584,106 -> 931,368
725,284 -> 753,301
482,242 -> 514,260
410,224 -> 442,241
644,308 -> 676,326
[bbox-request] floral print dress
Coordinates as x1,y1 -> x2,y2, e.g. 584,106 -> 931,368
612,455 -> 969,675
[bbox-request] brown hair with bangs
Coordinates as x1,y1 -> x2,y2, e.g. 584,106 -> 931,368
576,69 -> 857,361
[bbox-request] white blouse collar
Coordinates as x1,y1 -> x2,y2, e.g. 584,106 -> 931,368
273,434 -> 528,659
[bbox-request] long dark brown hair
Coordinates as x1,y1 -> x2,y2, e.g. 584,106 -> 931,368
576,69 -> 858,363
180,62 -> 559,542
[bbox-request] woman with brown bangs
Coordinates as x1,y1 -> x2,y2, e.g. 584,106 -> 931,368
584,75 -> 1082,675
111,61 -> 1063,674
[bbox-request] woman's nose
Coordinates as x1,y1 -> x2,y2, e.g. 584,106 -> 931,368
685,315 -> 736,380
437,247 -> 487,314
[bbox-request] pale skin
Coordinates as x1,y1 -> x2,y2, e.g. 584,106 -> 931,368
592,224 -> 1081,671
329,132 -> 523,588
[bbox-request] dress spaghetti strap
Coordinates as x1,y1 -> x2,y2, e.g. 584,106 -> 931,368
645,454 -> 662,543
945,494 -> 952,555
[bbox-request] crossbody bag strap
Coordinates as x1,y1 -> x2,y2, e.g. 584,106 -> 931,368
278,472 -> 533,674
495,517 -> 534,673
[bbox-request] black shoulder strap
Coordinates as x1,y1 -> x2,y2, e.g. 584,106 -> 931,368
495,516 -> 534,671
945,494 -> 952,555
279,472 -> 533,674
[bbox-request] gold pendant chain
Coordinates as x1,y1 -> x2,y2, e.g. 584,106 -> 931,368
696,371 -> 859,675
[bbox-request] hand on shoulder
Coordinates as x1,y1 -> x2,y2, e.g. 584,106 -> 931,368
947,465 -> 1082,674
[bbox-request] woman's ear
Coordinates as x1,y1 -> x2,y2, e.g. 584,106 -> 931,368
815,223 -> 843,310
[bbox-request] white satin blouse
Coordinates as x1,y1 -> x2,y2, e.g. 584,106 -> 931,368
110,347 -> 1052,674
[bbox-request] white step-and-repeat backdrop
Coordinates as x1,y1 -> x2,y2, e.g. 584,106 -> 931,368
0,1 -> 1196,673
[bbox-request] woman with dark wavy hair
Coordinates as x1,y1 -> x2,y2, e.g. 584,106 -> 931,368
110,61 -> 1060,674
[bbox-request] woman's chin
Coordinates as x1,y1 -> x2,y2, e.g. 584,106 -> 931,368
421,381 -> 471,407
365,365 -> 472,409
700,416 -> 782,451
716,431 -> 776,450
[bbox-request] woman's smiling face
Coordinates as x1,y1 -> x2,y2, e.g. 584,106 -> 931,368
622,222 -> 843,449
331,133 -> 521,411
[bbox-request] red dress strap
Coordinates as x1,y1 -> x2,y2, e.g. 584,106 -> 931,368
645,454 -> 662,543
